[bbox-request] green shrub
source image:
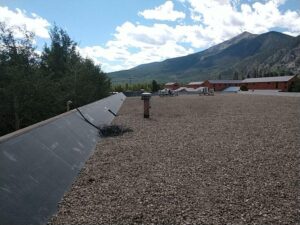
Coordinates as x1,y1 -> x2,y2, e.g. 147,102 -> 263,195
289,78 -> 300,92
240,85 -> 248,91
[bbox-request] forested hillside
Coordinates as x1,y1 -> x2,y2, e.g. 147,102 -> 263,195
0,23 -> 111,136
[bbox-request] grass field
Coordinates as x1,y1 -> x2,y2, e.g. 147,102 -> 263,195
50,94 -> 300,225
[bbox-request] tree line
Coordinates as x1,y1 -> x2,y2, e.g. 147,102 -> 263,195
0,23 -> 111,136
112,80 -> 162,92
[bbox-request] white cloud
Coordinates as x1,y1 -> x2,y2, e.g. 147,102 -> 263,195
78,0 -> 300,72
0,6 -> 50,38
283,31 -> 299,37
78,21 -> 195,72
186,0 -> 300,42
139,1 -> 185,21
113,22 -> 176,47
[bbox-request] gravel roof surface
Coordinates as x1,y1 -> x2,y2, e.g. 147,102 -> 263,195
49,94 -> 300,225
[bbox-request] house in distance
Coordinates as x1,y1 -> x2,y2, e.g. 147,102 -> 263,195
165,82 -> 180,90
242,76 -> 297,92
206,80 -> 242,91
164,75 -> 298,92
187,81 -> 205,89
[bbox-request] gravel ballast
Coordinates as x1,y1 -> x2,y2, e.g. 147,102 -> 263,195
49,94 -> 300,225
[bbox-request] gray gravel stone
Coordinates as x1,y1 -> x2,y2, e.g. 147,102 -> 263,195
49,94 -> 300,225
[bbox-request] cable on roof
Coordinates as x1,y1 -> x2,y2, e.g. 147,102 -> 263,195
76,107 -> 131,137
75,108 -> 103,136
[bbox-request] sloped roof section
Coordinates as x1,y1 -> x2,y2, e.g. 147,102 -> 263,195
0,93 -> 126,225
165,82 -> 178,86
208,80 -> 243,84
174,87 -> 187,92
223,86 -> 240,92
174,87 -> 205,92
188,81 -> 204,85
242,76 -> 295,83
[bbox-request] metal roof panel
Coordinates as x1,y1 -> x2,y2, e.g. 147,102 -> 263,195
242,76 -> 295,83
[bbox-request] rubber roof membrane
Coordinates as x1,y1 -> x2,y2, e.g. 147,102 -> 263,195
0,93 -> 126,225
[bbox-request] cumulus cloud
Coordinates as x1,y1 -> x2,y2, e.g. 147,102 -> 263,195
78,21 -> 195,72
0,6 -> 50,38
186,0 -> 300,42
139,1 -> 185,21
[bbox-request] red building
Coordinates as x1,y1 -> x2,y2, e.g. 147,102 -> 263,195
242,76 -> 297,92
186,80 -> 242,91
206,80 -> 242,91
165,82 -> 180,90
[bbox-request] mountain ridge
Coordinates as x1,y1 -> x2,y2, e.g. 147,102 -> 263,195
109,31 -> 300,83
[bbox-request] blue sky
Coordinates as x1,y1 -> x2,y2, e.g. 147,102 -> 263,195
0,0 -> 299,72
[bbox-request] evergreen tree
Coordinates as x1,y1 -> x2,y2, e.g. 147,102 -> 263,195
40,25 -> 111,110
151,80 -> 160,92
0,23 -> 111,136
233,71 -> 239,80
0,22 -> 41,134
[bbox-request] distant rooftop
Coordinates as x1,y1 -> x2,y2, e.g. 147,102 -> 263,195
188,81 -> 204,85
174,87 -> 186,92
174,86 -> 205,92
243,76 -> 295,83
208,80 -> 243,84
165,82 -> 178,85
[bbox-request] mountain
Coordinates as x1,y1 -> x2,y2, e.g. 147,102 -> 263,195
109,31 -> 300,83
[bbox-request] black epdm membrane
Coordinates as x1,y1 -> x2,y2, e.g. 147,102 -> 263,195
100,125 -> 133,137
0,93 -> 126,225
